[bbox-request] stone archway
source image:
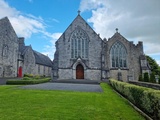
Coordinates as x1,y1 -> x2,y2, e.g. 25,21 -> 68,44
76,64 -> 84,79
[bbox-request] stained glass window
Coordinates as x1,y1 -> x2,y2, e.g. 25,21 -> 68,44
71,28 -> 89,59
110,41 -> 127,68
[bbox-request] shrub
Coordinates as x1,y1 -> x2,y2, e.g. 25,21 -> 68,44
23,74 -> 34,78
144,72 -> 150,82
150,72 -> 156,83
6,78 -> 51,85
138,74 -> 143,81
109,79 -> 160,120
34,75 -> 41,79
23,77 -> 31,80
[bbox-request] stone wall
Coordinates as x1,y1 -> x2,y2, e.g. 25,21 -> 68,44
55,15 -> 102,80
105,32 -> 143,81
0,17 -> 18,77
23,47 -> 36,75
33,64 -> 52,77
129,81 -> 160,90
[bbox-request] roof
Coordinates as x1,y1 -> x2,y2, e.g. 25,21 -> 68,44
33,50 -> 53,67
19,45 -> 30,56
19,45 -> 53,67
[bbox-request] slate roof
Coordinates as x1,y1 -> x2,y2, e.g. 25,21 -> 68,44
33,50 -> 53,67
19,45 -> 53,67
19,46 -> 30,56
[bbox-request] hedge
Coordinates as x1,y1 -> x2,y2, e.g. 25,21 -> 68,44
109,79 -> 160,120
6,78 -> 51,85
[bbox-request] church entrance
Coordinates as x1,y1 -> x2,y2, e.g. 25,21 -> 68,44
76,64 -> 84,79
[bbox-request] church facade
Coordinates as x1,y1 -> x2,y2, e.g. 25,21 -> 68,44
0,14 -> 150,81
53,13 -> 150,81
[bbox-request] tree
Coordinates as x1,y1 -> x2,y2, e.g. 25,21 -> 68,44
146,55 -> 160,75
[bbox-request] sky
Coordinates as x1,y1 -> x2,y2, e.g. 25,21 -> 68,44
0,0 -> 160,65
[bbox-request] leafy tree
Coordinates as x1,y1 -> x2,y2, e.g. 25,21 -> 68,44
159,77 -> 160,84
143,72 -> 149,82
146,55 -> 160,75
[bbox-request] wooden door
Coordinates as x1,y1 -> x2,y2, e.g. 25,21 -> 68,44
76,64 -> 84,79
18,66 -> 22,77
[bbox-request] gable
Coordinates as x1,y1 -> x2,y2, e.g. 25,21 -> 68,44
0,17 -> 18,43
57,14 -> 102,43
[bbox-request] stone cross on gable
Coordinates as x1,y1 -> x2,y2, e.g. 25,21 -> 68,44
116,28 -> 118,33
78,10 -> 81,15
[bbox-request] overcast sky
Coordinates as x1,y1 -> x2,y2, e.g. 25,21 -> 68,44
0,0 -> 160,65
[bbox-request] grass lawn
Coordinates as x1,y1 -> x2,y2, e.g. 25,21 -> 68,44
0,83 -> 145,120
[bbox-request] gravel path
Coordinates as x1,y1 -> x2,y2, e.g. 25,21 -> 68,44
20,82 -> 103,92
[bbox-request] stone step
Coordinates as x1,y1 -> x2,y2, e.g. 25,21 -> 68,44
51,79 -> 101,84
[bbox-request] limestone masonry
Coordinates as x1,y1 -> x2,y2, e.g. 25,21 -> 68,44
0,17 -> 52,77
0,13 -> 150,81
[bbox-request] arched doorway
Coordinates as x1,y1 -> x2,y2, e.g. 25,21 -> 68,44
76,64 -> 84,79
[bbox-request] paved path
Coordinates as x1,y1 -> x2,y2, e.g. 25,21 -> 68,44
0,78 -> 6,85
21,82 -> 103,92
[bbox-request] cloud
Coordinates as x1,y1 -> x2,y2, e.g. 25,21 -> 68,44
0,0 -> 44,38
0,0 -> 60,60
41,32 -> 62,60
157,60 -> 160,66
79,0 -> 160,57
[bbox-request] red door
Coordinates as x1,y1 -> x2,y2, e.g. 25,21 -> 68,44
18,66 -> 22,77
76,64 -> 84,79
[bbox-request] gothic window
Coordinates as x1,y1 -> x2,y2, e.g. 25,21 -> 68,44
110,41 -> 127,68
2,44 -> 8,58
71,28 -> 89,59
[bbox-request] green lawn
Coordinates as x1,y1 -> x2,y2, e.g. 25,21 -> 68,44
0,83 -> 145,120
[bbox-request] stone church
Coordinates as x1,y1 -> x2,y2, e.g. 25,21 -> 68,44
0,13 -> 150,81
53,12 -> 150,81
0,17 -> 52,78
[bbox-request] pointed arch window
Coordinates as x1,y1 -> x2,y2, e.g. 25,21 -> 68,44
71,28 -> 89,59
110,41 -> 127,68
2,44 -> 8,58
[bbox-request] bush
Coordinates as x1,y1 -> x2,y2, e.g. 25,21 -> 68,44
144,72 -> 150,82
34,75 -> 41,79
23,77 -> 31,80
109,79 -> 160,120
138,74 -> 143,81
6,78 -> 51,85
23,74 -> 34,78
150,72 -> 156,83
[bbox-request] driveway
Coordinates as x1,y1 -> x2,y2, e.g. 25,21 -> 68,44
0,78 -> 21,85
20,82 -> 103,92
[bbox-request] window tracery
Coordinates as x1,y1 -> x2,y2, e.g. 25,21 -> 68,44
71,28 -> 89,59
110,41 -> 127,68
